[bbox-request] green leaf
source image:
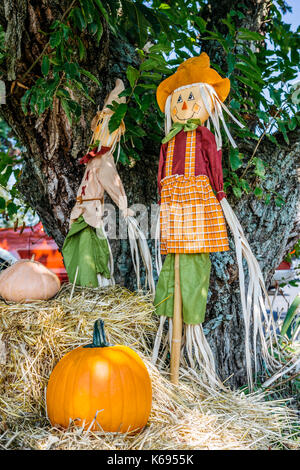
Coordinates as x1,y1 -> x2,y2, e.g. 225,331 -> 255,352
61,98 -> 72,123
287,116 -> 297,131
235,74 -> 263,92
138,83 -> 157,90
270,87 -> 281,106
229,99 -> 240,110
264,193 -> 271,205
278,120 -> 289,144
266,133 -> 279,146
194,17 -> 207,33
140,58 -> 162,71
240,178 -> 251,193
56,88 -> 71,99
93,0 -> 117,35
235,63 -> 264,84
236,54 -> 262,74
158,3 -> 171,9
149,43 -> 171,53
50,20 -> 60,30
253,157 -> 266,178
238,28 -> 265,41
88,22 -> 98,35
140,93 -> 154,111
68,99 -> 82,120
80,68 -> 101,87
0,165 -> 13,186
118,87 -> 132,98
229,148 -> 243,170
50,31 -> 62,48
125,121 -> 146,137
21,89 -> 31,115
275,195 -> 285,207
77,37 -> 86,61
108,103 -> 127,133
64,62 -> 80,79
227,52 -> 236,75
0,197 -> 5,210
6,201 -> 18,217
80,0 -> 95,23
221,15 -> 235,35
116,146 -> 130,165
280,294 -> 300,340
126,65 -> 139,89
233,186 -> 242,198
73,7 -> 87,31
141,72 -> 162,81
254,187 -> 263,198
94,15 -> 103,44
41,55 -> 50,76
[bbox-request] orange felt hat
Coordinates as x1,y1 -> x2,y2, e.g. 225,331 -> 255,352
156,52 -> 230,112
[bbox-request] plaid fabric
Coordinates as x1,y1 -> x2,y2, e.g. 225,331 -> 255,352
160,130 -> 229,254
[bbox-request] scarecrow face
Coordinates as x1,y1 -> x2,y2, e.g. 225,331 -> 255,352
92,112 -> 124,148
170,85 -> 213,124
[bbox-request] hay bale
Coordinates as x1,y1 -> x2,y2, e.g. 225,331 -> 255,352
0,285 -> 298,450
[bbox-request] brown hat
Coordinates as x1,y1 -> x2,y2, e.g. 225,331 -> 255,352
156,53 -> 230,113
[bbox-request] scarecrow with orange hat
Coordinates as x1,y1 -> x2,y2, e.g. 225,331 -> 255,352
152,53 -> 278,388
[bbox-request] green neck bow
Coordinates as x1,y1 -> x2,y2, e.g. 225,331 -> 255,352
162,119 -> 202,144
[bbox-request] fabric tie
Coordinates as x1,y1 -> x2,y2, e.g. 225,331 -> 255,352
79,146 -> 111,165
162,119 -> 202,144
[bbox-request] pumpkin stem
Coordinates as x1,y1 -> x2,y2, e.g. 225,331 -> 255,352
84,319 -> 110,348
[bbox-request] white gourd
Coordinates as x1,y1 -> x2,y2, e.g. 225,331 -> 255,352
0,260 -> 61,302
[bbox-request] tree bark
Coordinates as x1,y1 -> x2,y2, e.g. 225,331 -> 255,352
0,0 -> 299,388
207,130 -> 300,385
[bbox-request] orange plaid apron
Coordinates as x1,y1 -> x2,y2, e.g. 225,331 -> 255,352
160,130 -> 229,254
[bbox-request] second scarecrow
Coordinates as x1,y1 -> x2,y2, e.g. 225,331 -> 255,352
63,79 -> 154,294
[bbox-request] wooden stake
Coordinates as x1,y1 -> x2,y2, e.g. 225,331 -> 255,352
170,253 -> 182,385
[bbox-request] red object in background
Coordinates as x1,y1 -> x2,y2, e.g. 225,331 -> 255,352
0,222 -> 68,283
277,260 -> 292,270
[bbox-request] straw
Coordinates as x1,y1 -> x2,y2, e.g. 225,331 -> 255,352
0,285 -> 299,450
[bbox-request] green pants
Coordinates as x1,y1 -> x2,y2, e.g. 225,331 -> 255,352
62,216 -> 110,287
154,253 -> 211,325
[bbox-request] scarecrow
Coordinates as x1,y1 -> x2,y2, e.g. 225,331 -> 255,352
152,53 -> 277,388
63,79 -> 154,293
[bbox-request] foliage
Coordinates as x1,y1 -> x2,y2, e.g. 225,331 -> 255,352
285,239 -> 300,264
0,119 -> 29,223
0,0 -> 299,221
280,292 -> 300,341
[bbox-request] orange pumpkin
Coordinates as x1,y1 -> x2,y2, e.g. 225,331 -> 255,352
46,319 -> 152,433
0,259 -> 61,302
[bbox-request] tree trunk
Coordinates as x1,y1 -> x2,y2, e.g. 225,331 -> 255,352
207,131 -> 300,385
0,0 -> 158,287
197,0 -> 300,386
0,0 -> 299,388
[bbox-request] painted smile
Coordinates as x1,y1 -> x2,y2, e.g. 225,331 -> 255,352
174,112 -> 196,121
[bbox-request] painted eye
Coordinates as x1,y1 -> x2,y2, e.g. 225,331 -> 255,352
177,95 -> 183,103
188,92 -> 195,101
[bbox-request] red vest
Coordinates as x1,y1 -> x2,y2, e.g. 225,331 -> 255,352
158,126 -> 226,202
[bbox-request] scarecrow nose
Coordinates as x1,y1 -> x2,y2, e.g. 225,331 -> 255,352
182,101 -> 187,110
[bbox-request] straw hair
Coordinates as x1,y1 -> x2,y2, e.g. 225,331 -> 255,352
0,285 -> 298,450
91,78 -> 126,162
